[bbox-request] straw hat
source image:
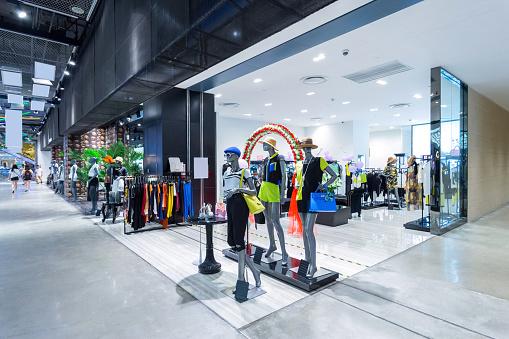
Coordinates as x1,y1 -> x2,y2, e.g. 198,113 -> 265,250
115,156 -> 124,164
407,155 -> 416,166
296,137 -> 318,149
258,136 -> 279,151
387,157 -> 397,165
102,155 -> 114,164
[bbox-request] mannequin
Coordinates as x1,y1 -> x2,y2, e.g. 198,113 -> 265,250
296,138 -> 337,278
223,146 -> 261,291
257,137 -> 289,265
111,157 -> 127,203
54,161 -> 64,194
103,156 -> 115,204
50,160 -> 56,187
70,159 -> 78,201
383,157 -> 401,209
88,157 -> 99,214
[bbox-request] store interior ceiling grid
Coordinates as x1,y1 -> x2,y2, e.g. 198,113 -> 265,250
180,0 -> 509,130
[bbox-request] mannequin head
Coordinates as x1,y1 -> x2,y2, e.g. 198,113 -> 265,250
59,161 -> 63,166
224,146 -> 241,170
262,143 -> 274,152
51,160 -> 56,165
71,159 -> 76,165
296,138 -> 318,160
260,137 -> 278,155
89,157 -> 97,165
115,156 -> 123,167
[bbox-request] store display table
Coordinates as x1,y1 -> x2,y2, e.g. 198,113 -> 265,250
223,245 -> 339,291
186,216 -> 227,274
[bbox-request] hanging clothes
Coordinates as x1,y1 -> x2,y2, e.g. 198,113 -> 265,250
183,182 -> 194,218
406,163 -> 423,211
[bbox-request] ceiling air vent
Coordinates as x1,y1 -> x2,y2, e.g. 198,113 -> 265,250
389,103 -> 412,109
309,117 -> 324,122
300,75 -> 328,85
343,60 -> 413,84
218,102 -> 239,108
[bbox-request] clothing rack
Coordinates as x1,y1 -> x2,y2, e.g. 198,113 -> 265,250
123,173 -> 192,235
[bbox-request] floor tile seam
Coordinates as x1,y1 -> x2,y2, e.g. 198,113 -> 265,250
97,223 -> 246,334
318,292 -> 429,338
339,281 -> 494,338
237,294 -> 313,333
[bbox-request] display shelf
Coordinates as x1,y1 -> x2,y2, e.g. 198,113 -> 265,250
222,245 -> 339,291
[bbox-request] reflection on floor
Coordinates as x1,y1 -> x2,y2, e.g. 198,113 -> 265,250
97,207 -> 432,329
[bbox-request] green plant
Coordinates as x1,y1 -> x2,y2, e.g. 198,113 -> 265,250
124,145 -> 143,175
322,172 -> 342,194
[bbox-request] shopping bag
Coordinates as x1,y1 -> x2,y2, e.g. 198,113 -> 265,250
309,187 -> 337,212
240,169 -> 265,215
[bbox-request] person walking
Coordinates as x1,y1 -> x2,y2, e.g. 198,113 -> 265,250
8,164 -> 21,193
22,164 -> 34,192
35,165 -> 43,184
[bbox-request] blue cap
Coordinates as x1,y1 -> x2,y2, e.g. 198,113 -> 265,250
224,146 -> 241,157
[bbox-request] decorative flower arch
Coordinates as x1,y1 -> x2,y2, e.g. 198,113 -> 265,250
242,123 -> 303,163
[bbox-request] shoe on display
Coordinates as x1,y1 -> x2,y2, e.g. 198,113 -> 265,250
206,204 -> 214,218
198,204 -> 207,219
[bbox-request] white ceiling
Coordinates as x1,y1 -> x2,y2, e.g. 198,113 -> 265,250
195,0 -> 509,130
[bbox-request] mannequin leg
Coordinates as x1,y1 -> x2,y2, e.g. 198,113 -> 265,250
299,213 -> 311,262
263,201 -> 277,257
394,188 -> 401,208
59,181 -> 64,194
71,181 -> 77,201
54,182 -> 59,193
303,213 -> 318,278
235,249 -> 261,292
270,203 -> 289,265
90,185 -> 98,213
244,250 -> 261,287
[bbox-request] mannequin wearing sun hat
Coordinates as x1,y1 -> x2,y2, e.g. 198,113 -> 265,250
295,137 -> 338,278
383,157 -> 401,209
258,136 -> 289,265
223,146 -> 261,292
405,155 -> 422,211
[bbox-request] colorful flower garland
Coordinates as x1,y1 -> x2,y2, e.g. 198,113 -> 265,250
242,123 -> 303,163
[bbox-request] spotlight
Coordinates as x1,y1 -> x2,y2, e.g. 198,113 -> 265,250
119,120 -> 124,126
64,70 -> 70,76
18,10 -> 27,18
34,110 -> 38,114
69,60 -> 76,66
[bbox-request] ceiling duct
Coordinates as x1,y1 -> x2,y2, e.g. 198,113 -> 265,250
218,102 -> 239,108
343,60 -> 413,84
300,75 -> 328,85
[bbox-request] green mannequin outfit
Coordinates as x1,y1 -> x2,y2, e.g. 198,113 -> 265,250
258,152 -> 285,203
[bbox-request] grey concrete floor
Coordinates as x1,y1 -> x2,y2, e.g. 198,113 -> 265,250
1,181 -> 509,338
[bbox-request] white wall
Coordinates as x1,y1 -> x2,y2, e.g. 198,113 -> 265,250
216,115 -> 305,199
369,129 -> 405,170
36,139 -> 51,178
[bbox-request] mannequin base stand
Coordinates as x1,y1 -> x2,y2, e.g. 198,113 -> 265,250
221,283 -> 266,302
404,216 -> 431,232
223,245 -> 339,291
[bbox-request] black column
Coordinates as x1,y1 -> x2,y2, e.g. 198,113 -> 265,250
144,88 -> 216,214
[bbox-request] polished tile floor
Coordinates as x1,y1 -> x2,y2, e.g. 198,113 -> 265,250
1,182 -> 509,338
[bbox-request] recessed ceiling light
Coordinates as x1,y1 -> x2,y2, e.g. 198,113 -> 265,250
215,94 -> 222,98
309,117 -> 323,122
306,92 -> 315,96
60,87 -> 64,90
253,78 -> 263,83
71,6 -> 85,14
389,103 -> 411,109
435,101 -> 439,104
218,102 -> 239,108
243,113 -> 251,116
18,10 -> 27,18
34,62 -> 56,81
137,123 -> 141,126
372,123 -> 379,126
68,61 -> 76,66
376,80 -> 387,85
413,94 -> 422,99
265,103 -> 272,106
284,118 -> 291,121
441,105 -> 447,108
300,75 -> 328,85
342,101 -> 350,105
313,53 -> 325,62
301,109 -> 308,113
330,115 -> 337,118
393,114 -> 400,117
390,126 -> 395,129
64,70 -> 70,76
370,108 -> 378,112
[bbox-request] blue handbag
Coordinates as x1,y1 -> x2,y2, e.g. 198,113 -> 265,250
309,187 -> 337,213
